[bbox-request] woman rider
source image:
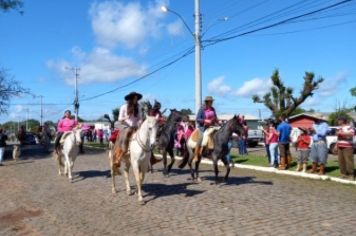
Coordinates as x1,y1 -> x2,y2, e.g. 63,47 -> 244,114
115,91 -> 143,157
195,96 -> 218,155
54,110 -> 78,153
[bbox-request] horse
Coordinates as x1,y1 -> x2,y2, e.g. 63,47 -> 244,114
179,115 -> 246,183
38,125 -> 51,152
54,127 -> 82,181
156,109 -> 184,176
110,115 -> 159,203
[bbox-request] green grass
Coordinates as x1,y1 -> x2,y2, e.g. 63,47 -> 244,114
230,150 -> 350,178
84,142 -> 108,149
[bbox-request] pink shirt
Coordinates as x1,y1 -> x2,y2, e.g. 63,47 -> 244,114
268,127 -> 278,144
57,118 -> 78,132
204,108 -> 216,120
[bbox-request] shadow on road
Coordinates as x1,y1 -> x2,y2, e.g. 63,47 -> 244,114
143,182 -> 205,203
204,175 -> 273,186
77,170 -> 111,180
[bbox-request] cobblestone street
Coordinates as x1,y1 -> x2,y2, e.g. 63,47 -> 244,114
1,146 -> 356,236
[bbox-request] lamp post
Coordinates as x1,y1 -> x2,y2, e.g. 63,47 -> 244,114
161,1 -> 202,114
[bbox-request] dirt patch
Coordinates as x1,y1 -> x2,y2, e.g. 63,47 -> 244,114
0,207 -> 43,230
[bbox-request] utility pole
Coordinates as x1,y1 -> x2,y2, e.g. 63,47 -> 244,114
68,67 -> 80,121
39,95 -> 43,126
194,0 -> 202,115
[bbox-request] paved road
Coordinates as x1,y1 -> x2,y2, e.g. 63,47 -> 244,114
1,146 -> 356,236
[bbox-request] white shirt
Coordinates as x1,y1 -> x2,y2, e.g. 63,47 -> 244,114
118,104 -> 143,127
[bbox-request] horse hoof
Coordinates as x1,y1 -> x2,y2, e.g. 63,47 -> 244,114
127,190 -> 133,196
112,189 -> 117,194
196,177 -> 202,183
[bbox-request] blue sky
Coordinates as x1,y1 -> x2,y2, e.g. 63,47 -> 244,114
0,0 -> 355,123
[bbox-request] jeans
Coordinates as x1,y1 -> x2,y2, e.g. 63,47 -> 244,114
269,143 -> 279,166
239,139 -> 247,155
310,141 -> 328,164
265,144 -> 271,163
0,147 -> 5,163
226,141 -> 232,163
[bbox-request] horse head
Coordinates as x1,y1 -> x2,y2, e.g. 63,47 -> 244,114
73,126 -> 82,145
168,109 -> 184,123
228,115 -> 247,136
145,115 -> 159,149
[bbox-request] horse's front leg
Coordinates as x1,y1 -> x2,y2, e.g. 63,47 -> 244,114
162,149 -> 168,176
221,155 -> 231,182
167,148 -> 175,174
55,153 -> 63,176
195,155 -> 202,183
212,153 -> 219,184
132,162 -> 144,203
64,154 -> 73,181
123,157 -> 132,195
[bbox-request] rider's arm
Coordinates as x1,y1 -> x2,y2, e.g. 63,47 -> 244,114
57,119 -> 64,132
196,108 -> 205,126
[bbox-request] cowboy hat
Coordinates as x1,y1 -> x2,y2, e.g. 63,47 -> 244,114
124,91 -> 142,101
204,96 -> 214,102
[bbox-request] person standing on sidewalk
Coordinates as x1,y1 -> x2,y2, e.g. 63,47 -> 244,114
309,119 -> 329,175
0,128 -> 8,166
336,116 -> 355,180
262,121 -> 271,164
276,115 -> 292,170
268,120 -> 279,168
295,127 -> 311,172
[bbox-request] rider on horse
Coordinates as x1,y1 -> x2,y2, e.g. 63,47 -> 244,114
195,96 -> 218,155
54,110 -> 78,153
113,92 -> 143,167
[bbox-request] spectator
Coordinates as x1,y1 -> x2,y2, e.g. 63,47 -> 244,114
238,135 -> 248,155
276,115 -> 292,170
17,125 -> 26,145
295,127 -> 311,172
309,119 -> 329,175
268,120 -> 279,168
336,116 -> 355,180
0,128 -> 8,166
262,122 -> 271,164
98,129 -> 104,144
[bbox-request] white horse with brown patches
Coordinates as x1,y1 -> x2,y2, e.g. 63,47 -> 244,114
110,115 -> 159,203
54,127 -> 82,181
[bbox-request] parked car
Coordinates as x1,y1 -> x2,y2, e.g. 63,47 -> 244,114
247,129 -> 263,147
326,126 -> 356,154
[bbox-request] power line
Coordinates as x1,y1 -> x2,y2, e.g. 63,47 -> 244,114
204,0 -> 355,45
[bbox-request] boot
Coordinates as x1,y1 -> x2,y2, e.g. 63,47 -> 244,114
302,163 -> 307,172
296,163 -> 303,172
287,155 -> 293,167
309,162 -> 317,173
278,157 -> 286,170
318,164 -> 325,175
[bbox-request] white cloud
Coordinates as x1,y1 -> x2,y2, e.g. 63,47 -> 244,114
90,0 -> 168,49
207,76 -> 232,96
318,73 -> 348,97
167,20 -> 184,36
47,47 -> 147,85
235,78 -> 272,97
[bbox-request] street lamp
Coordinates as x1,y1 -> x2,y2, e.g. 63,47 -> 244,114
161,1 -> 202,115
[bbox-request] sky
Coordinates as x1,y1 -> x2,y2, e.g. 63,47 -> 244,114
0,0 -> 355,124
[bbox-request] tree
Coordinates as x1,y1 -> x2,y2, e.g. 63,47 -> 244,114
350,87 -> 356,97
252,69 -> 324,119
0,69 -> 29,114
328,108 -> 352,126
112,107 -> 119,122
180,108 -> 193,116
290,107 -> 305,117
0,0 -> 23,13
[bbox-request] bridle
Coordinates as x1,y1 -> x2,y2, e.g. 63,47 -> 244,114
135,121 -> 155,153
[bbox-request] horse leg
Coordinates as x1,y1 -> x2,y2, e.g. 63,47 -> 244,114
212,153 -> 219,184
123,157 -> 132,195
167,148 -> 175,174
221,155 -> 231,182
132,162 -> 144,203
109,151 -> 117,194
162,150 -> 168,176
195,155 -> 202,183
188,148 -> 195,180
64,154 -> 73,181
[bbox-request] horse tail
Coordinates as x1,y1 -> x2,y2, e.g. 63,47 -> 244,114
178,142 -> 189,169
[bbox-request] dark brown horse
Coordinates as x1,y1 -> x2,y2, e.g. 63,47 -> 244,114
179,115 -> 246,183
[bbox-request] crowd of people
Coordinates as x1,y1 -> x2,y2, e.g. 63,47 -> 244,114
262,115 -> 355,180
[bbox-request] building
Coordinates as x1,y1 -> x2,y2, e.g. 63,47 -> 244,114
288,113 -> 327,129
